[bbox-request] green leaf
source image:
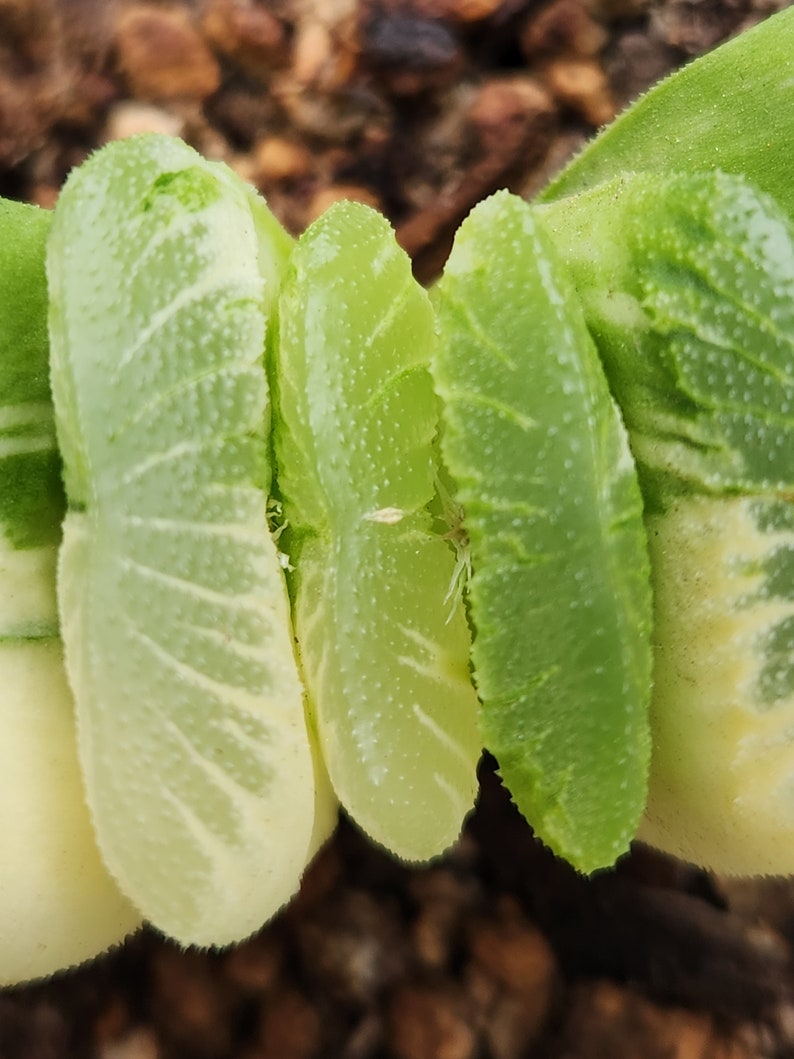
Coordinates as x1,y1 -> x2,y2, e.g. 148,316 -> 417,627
641,492 -> 794,873
48,134 -> 327,946
0,636 -> 141,986
273,200 -> 481,862
539,171 -> 794,872
0,200 -> 64,554
538,171 -> 794,509
540,7 -> 794,221
0,198 -> 60,640
433,191 -> 652,872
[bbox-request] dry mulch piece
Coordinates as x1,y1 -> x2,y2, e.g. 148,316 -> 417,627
4,771 -> 794,1058
2,0 -> 794,1056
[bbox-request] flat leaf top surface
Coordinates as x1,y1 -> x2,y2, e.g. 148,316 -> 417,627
433,191 -> 652,872
541,6 -> 794,221
0,201 -> 64,553
48,134 -> 319,946
273,201 -> 481,861
641,494 -> 794,873
0,200 -> 63,642
540,173 -> 794,508
541,171 -> 794,872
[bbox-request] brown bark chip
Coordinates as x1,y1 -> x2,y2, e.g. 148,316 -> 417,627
296,889 -> 410,1008
398,75 -> 556,277
257,987 -> 321,1059
201,0 -> 287,77
554,981 -> 760,1059
521,0 -> 609,58
542,56 -> 616,125
148,947 -> 239,1057
388,983 -> 478,1059
469,904 -> 557,1003
252,135 -> 314,184
467,900 -> 559,1052
116,5 -> 222,101
100,1027 -> 161,1059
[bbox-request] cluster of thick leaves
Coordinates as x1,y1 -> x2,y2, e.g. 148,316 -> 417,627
1,6 -> 794,987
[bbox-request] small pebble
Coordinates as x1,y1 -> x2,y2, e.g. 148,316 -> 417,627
100,1028 -> 161,1059
115,5 -> 221,101
104,100 -> 185,141
543,56 -> 615,125
388,983 -> 478,1059
521,0 -> 609,58
307,183 -> 382,221
257,988 -> 321,1059
253,135 -> 314,183
201,0 -> 286,76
